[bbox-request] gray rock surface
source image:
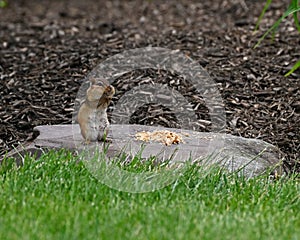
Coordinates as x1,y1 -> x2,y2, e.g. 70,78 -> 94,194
1,124 -> 285,178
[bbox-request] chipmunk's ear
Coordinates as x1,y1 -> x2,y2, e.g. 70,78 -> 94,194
90,77 -> 97,85
90,77 -> 109,86
100,78 -> 110,86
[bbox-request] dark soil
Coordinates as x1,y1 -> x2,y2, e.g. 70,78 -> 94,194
0,0 -> 299,172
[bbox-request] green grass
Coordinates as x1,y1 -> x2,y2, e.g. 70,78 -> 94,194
0,0 -> 7,8
255,0 -> 300,76
0,150 -> 299,240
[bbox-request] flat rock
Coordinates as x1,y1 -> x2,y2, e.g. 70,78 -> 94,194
1,124 -> 285,178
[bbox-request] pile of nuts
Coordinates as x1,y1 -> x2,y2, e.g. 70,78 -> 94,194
135,130 -> 184,146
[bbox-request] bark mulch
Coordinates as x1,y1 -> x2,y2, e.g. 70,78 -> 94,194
0,0 -> 299,172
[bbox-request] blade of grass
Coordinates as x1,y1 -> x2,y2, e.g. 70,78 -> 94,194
254,0 -> 273,32
254,5 -> 300,48
291,0 -> 300,32
0,0 -> 7,8
284,59 -> 300,76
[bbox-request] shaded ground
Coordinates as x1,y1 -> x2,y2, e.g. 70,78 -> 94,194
0,0 -> 299,171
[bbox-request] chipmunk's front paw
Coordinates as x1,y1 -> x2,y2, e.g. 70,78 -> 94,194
81,139 -> 91,145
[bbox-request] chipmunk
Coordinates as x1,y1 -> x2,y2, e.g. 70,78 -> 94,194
77,78 -> 115,144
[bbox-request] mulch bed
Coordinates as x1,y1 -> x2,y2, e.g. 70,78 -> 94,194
0,0 -> 299,172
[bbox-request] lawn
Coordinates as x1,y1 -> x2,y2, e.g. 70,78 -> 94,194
0,150 -> 299,240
